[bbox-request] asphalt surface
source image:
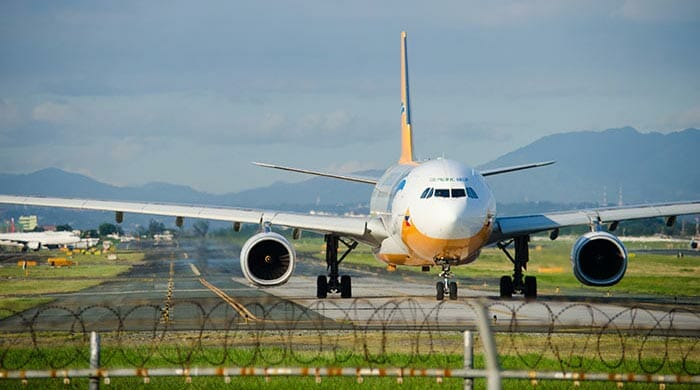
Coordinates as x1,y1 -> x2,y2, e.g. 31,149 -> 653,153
1,242 -> 698,334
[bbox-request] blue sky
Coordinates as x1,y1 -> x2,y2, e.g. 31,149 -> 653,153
1,1 -> 699,193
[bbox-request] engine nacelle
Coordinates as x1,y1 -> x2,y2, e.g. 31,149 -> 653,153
571,231 -> 628,287
240,232 -> 296,286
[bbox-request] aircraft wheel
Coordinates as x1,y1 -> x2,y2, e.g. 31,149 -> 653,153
524,276 -> 537,299
499,276 -> 513,298
340,275 -> 352,298
436,282 -> 445,301
448,282 -> 458,300
316,275 -> 328,299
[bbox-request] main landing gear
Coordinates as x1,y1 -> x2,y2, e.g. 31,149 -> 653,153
497,235 -> 537,299
316,234 -> 357,299
435,259 -> 458,301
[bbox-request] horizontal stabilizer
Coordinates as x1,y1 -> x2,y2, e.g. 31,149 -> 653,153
480,161 -> 555,177
253,162 -> 378,185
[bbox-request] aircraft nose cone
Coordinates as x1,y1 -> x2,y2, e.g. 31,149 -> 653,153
429,201 -> 475,239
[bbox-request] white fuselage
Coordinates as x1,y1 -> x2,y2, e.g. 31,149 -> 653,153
0,231 -> 81,249
370,158 -> 496,266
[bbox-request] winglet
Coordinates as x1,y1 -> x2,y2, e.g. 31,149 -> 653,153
399,31 -> 415,165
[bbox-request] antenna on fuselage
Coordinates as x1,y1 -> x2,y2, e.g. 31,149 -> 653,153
399,31 -> 415,165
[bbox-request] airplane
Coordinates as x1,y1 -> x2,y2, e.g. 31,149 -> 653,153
0,231 -> 81,251
1,31 -> 699,300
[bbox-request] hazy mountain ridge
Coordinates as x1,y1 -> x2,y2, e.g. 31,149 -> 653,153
1,127 -> 698,228
479,127 -> 700,203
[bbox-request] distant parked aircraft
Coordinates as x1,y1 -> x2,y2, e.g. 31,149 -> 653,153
0,231 -> 81,251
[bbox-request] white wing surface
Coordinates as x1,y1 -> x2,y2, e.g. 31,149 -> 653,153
490,201 -> 700,243
0,195 -> 387,245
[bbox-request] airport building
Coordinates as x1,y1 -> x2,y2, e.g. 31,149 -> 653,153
18,215 -> 38,231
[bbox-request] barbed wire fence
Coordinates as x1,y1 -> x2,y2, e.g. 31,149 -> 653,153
1,299 -> 699,387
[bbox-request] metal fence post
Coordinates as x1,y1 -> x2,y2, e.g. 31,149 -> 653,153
474,301 -> 501,390
89,331 -> 100,390
464,330 -> 473,390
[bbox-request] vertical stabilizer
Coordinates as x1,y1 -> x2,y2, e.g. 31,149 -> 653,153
399,31 -> 415,164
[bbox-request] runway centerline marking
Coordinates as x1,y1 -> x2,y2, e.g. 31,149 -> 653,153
199,277 -> 258,322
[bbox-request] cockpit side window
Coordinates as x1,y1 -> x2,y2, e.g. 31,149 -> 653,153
451,188 -> 466,198
420,188 -> 431,199
434,189 -> 450,198
466,187 -> 479,199
426,188 -> 434,198
397,179 -> 406,191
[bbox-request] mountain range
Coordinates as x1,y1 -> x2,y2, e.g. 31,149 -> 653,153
480,127 -> 700,204
1,127 -> 698,229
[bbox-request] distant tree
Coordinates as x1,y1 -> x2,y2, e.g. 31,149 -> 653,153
99,223 -> 124,236
82,229 -> 99,238
148,219 -> 166,236
134,225 -> 148,238
193,221 -> 209,237
56,224 -> 73,232
31,226 -> 45,232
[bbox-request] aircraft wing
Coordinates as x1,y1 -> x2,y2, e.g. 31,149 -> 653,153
489,201 -> 700,243
0,195 -> 387,245
253,162 -> 379,184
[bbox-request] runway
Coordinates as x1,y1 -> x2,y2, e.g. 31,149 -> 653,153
1,243 -> 698,334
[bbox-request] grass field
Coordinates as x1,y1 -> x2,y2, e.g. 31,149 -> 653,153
0,331 -> 697,389
0,251 -> 144,318
293,234 -> 700,297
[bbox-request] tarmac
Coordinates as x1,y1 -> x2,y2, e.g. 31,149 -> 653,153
1,242 -> 698,334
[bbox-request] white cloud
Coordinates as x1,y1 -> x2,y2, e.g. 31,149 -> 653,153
299,110 -> 353,133
326,160 -> 380,174
667,104 -> 700,130
258,112 -> 288,134
31,102 -> 76,124
109,137 -> 147,162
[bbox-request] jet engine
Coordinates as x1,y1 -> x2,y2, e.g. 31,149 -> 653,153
240,232 -> 296,286
571,231 -> 628,287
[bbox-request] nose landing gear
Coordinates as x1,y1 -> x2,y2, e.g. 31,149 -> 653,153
435,259 -> 458,300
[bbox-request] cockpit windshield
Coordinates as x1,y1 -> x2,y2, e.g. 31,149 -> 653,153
451,188 -> 466,198
434,189 -> 450,198
420,187 -> 476,199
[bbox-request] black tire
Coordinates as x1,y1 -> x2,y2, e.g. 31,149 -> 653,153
436,282 -> 445,301
448,281 -> 458,300
524,276 -> 537,299
316,275 -> 328,299
340,275 -> 352,299
499,276 -> 513,298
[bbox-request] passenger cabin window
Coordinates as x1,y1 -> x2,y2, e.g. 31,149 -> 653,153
434,189 -> 450,198
466,187 -> 479,199
451,188 -> 466,198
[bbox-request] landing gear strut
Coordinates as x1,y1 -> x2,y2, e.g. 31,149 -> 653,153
316,234 -> 357,299
435,259 -> 458,301
497,235 -> 537,299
